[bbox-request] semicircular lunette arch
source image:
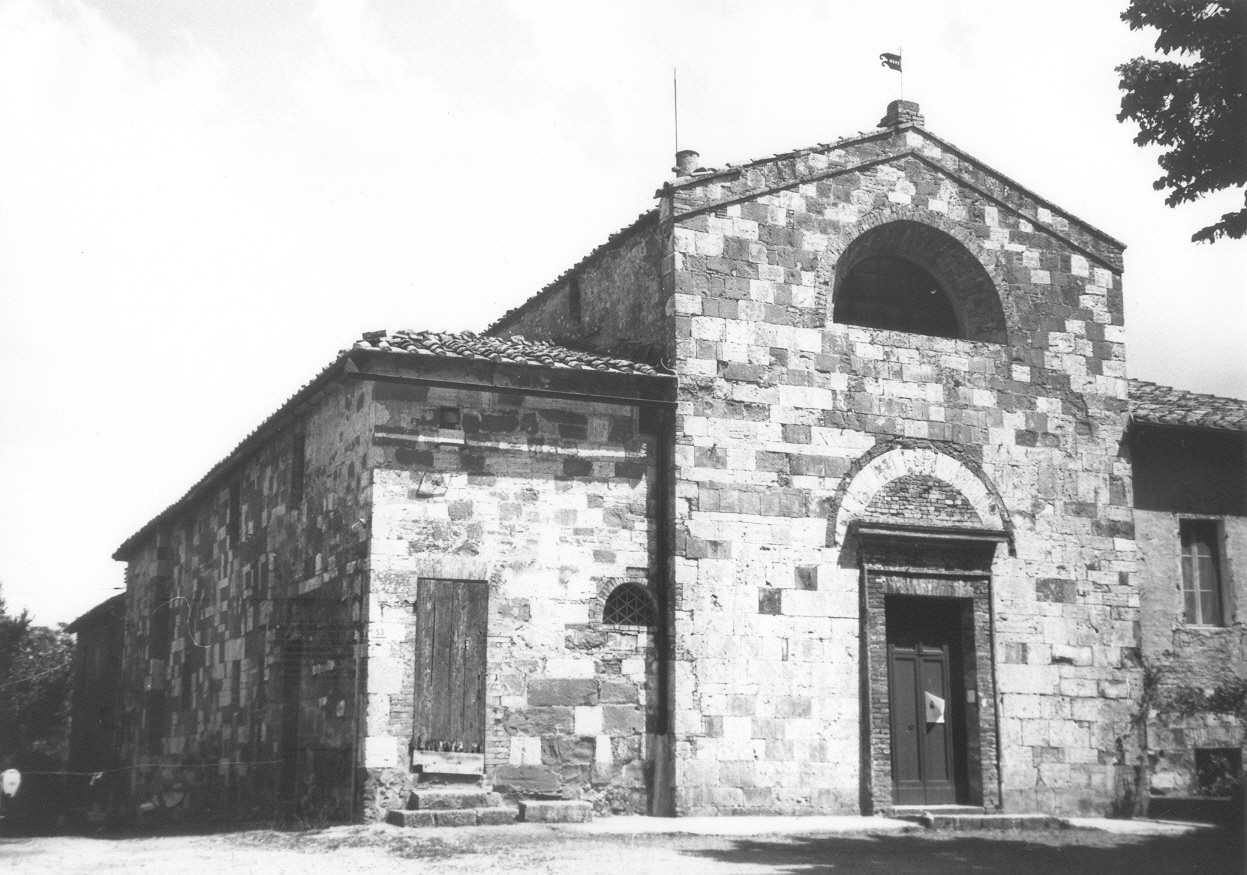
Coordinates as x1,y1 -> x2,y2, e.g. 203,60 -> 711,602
815,207 -> 1011,344
828,444 -> 1012,548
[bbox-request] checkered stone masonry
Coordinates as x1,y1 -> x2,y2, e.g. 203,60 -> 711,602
663,124 -> 1139,816
364,373 -> 661,819
119,384 -> 372,821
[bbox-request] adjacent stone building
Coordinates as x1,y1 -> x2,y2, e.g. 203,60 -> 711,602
1128,381 -> 1247,804
86,101 -> 1246,823
65,593 -> 127,819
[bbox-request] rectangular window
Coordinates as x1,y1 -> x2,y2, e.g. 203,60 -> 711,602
290,434 -> 306,508
1181,519 -> 1224,626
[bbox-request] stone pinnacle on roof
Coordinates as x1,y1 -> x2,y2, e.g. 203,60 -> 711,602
879,100 -> 924,128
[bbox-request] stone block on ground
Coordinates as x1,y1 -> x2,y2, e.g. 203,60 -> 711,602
518,799 -> 594,823
433,809 -> 479,827
476,806 -> 519,825
407,788 -> 499,809
920,813 -> 1063,831
386,809 -> 435,827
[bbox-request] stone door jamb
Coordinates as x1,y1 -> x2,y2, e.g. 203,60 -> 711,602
855,526 -> 1005,815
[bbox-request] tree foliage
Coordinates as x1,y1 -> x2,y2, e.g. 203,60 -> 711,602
1116,0 -> 1247,242
0,586 -> 73,768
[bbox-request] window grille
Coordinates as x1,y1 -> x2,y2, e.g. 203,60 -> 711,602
603,583 -> 656,628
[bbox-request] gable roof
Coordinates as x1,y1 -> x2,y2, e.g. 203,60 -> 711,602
1128,378 -> 1247,432
488,104 -> 1129,343
663,120 -> 1125,274
66,592 -> 126,634
114,332 -> 666,559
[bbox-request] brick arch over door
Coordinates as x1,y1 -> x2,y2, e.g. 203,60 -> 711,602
827,442 -> 1011,547
815,207 -> 1011,344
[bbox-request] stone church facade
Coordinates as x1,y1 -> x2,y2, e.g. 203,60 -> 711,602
91,101 -> 1244,823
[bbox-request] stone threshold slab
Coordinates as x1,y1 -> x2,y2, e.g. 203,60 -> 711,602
560,815 -> 918,835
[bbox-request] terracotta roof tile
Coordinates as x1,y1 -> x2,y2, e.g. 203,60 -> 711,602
1128,378 -> 1247,432
354,329 -> 665,377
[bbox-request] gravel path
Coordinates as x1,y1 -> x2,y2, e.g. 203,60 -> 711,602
2,820 -> 1239,874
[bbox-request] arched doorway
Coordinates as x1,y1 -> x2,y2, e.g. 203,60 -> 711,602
831,446 -> 1010,813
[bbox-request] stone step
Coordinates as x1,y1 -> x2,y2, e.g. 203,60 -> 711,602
917,813 -> 1064,831
517,800 -> 594,823
891,805 -> 988,817
406,788 -> 503,810
385,806 -> 517,828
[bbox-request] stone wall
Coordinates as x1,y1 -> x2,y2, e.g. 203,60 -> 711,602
662,124 -> 1139,815
489,212 -> 668,364
1136,508 -> 1247,795
117,381 -> 372,821
362,367 -> 663,818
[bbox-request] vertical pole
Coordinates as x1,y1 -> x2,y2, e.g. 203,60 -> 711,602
899,48 -> 904,102
673,68 -> 679,154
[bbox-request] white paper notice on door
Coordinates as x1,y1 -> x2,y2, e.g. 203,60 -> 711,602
925,691 -> 946,725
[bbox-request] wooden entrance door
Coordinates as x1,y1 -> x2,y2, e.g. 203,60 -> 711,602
412,579 -> 488,755
888,641 -> 956,805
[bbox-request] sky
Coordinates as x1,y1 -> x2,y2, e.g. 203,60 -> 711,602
1,0 -> 1244,626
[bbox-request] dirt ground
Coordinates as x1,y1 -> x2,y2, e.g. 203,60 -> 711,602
1,822 -> 1241,875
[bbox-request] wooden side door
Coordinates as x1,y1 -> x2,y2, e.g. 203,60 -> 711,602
889,641 -> 956,805
412,579 -> 488,754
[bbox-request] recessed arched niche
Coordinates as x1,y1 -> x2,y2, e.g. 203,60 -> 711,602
831,220 -> 1007,344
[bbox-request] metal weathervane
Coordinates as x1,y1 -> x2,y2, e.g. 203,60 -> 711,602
880,49 -> 903,100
